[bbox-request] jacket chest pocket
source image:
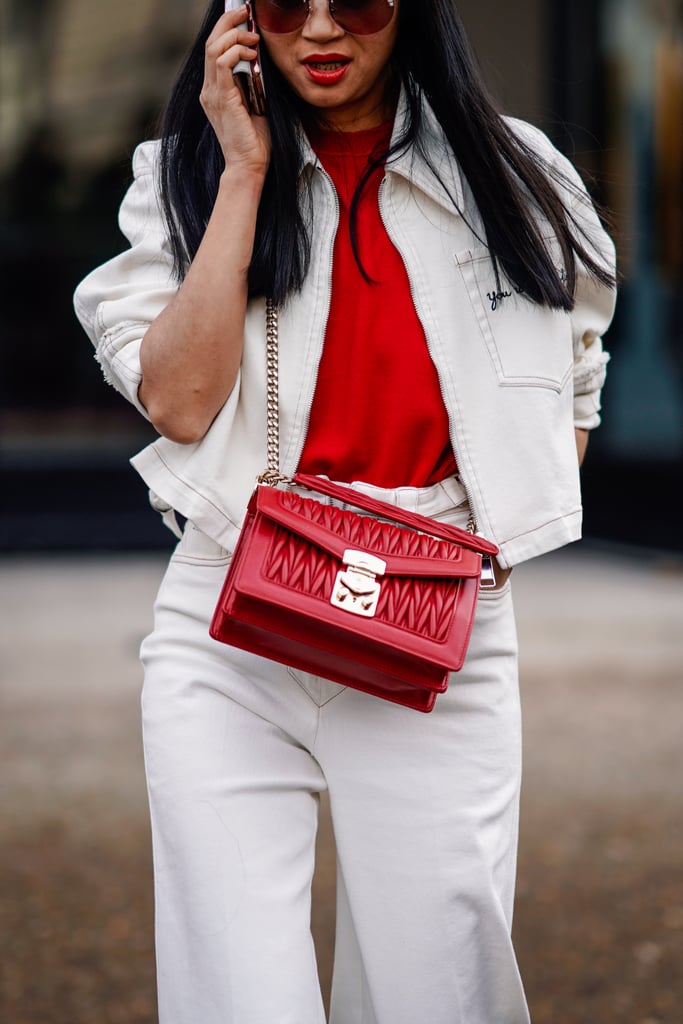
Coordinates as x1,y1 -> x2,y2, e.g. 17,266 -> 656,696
453,247 -> 573,392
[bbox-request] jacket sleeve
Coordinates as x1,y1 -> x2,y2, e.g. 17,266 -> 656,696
72,140 -> 178,419
561,151 -> 618,428
551,147 -> 617,431
508,119 -> 617,430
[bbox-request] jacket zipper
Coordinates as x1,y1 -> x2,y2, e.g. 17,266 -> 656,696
376,174 -> 483,534
288,165 -> 340,475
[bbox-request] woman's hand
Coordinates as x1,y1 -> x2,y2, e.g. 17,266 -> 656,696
201,5 -> 271,176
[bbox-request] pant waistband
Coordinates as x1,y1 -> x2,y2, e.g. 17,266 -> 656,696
291,474 -> 469,519
347,475 -> 468,515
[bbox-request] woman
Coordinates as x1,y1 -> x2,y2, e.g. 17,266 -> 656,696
74,1 -> 617,1021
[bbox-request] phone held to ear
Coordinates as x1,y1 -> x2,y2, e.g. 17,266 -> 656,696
225,0 -> 267,115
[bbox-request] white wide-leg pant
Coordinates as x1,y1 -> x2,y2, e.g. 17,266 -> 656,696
140,477 -> 530,1024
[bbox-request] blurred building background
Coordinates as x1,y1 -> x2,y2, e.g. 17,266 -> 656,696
1,0 -> 682,553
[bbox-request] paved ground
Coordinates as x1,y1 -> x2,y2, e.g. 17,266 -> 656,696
1,542 -> 682,1024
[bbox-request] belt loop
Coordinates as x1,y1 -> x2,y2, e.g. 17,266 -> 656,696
393,486 -> 418,513
437,475 -> 469,510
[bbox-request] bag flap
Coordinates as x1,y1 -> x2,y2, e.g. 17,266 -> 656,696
256,486 -> 483,579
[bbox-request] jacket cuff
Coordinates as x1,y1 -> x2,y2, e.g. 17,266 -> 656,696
96,328 -> 151,421
573,330 -> 610,429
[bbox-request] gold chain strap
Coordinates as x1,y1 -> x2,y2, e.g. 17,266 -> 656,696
257,299 -> 290,486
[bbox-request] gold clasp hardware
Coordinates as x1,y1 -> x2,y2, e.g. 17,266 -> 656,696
330,550 -> 387,618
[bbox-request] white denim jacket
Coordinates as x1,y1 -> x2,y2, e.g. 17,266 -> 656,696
73,95 -> 616,567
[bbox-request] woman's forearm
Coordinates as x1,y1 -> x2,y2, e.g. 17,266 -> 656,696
139,165 -> 265,444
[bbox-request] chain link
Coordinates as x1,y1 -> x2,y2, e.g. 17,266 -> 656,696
265,298 -> 280,474
257,299 -> 292,487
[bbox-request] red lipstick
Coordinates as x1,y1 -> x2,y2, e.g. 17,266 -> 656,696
302,53 -> 351,85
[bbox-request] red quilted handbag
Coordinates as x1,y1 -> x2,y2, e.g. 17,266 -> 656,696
210,473 -> 498,711
209,302 -> 499,712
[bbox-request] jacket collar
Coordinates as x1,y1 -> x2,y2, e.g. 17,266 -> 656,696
388,88 -> 466,213
300,85 -> 466,214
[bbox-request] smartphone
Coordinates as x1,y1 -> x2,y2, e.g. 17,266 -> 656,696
225,0 -> 266,116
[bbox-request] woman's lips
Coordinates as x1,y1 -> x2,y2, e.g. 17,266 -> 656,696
302,54 -> 351,85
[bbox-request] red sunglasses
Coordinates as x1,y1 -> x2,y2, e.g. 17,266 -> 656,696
253,0 -> 396,36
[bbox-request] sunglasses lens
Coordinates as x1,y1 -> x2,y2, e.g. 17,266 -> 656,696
333,0 -> 394,35
255,0 -> 394,35
255,0 -> 309,33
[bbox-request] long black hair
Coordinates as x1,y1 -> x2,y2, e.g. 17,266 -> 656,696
159,0 -> 615,308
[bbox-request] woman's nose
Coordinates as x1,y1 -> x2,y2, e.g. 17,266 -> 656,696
301,0 -> 345,40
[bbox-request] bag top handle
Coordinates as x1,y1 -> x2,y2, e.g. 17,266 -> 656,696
292,473 -> 499,556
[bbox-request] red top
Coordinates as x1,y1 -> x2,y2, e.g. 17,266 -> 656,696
298,121 -> 457,488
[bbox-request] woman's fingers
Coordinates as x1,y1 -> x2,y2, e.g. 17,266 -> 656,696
200,8 -> 270,171
204,6 -> 258,90
213,40 -> 260,79
201,36 -> 260,119
204,28 -> 260,92
204,4 -> 250,47
202,8 -> 261,116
